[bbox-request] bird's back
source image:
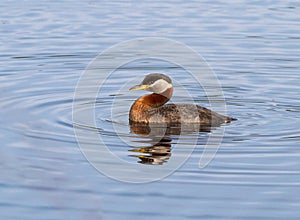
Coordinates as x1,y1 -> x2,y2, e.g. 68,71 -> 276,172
148,104 -> 236,126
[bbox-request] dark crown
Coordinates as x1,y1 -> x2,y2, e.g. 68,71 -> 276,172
142,73 -> 172,85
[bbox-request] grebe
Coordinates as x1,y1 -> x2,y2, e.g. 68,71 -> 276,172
129,73 -> 236,126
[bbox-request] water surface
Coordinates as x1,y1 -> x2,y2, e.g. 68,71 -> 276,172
1,0 -> 300,219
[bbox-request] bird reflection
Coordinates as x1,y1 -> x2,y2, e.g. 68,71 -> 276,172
129,137 -> 171,165
129,122 -> 213,165
130,122 -> 213,135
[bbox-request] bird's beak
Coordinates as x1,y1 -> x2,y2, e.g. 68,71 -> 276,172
129,84 -> 149,91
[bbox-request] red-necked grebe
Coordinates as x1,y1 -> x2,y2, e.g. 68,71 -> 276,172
129,73 -> 236,126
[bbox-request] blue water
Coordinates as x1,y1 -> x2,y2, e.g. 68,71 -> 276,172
1,0 -> 300,219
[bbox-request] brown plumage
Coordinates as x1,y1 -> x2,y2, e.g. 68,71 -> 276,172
129,73 -> 236,126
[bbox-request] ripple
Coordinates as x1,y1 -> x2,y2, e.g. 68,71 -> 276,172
1,0 -> 300,219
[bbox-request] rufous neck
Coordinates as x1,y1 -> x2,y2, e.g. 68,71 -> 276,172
136,87 -> 173,108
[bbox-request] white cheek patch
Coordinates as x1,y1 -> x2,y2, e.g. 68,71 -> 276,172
147,79 -> 172,94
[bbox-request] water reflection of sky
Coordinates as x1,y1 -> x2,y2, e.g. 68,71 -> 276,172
1,0 -> 300,219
